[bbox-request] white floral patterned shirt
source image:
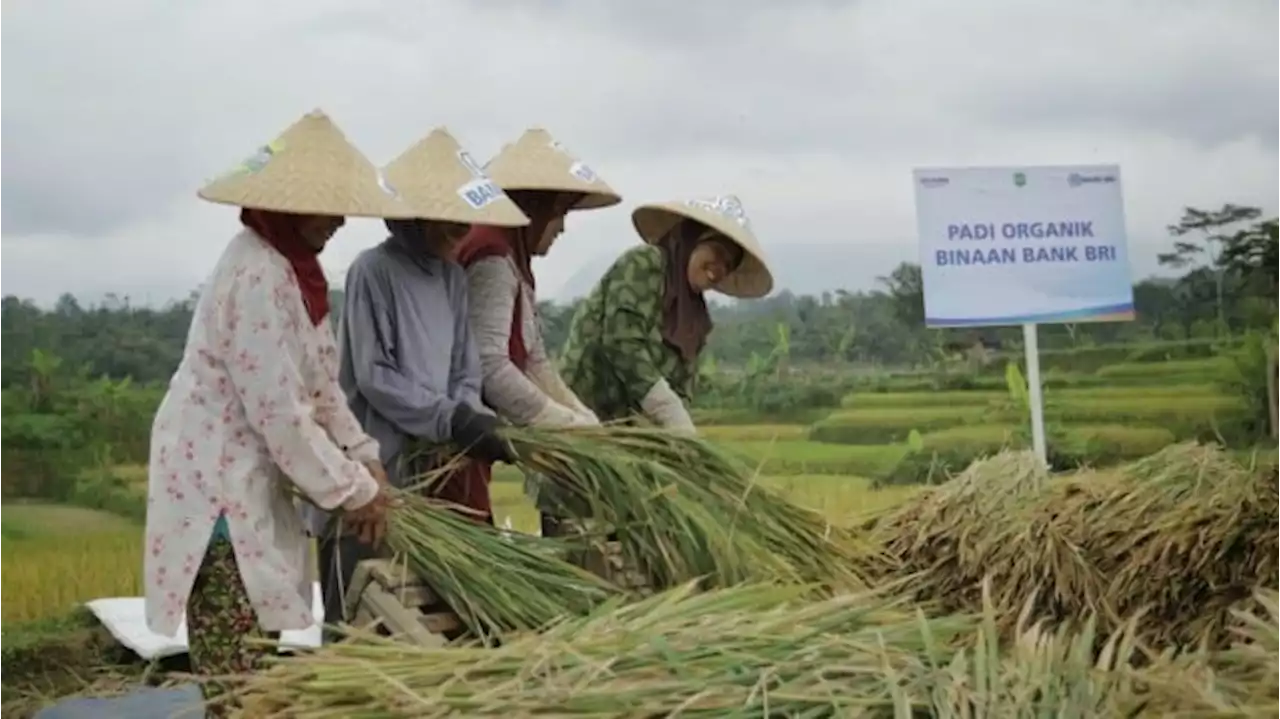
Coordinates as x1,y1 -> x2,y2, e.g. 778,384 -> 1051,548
144,229 -> 380,636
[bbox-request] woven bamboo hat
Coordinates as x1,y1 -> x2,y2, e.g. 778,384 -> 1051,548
631,195 -> 774,299
484,128 -> 621,210
382,128 -> 529,227
198,109 -> 414,218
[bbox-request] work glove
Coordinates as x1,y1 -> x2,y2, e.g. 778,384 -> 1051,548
450,403 -> 517,464
641,379 -> 696,436
530,400 -> 582,428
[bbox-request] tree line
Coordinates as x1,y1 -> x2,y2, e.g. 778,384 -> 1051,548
2,205 -> 1275,388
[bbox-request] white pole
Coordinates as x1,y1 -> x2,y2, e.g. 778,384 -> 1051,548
1022,323 -> 1048,468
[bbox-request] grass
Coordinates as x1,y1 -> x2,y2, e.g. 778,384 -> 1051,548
1094,357 -> 1227,379
809,405 -> 992,444
840,390 -> 1006,408
1,504 -> 143,623
718,439 -> 909,477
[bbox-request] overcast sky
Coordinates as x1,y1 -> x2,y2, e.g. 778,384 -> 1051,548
3,0 -> 1277,306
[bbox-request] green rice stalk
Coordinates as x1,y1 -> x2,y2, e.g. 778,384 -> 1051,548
497,424 -> 881,592
226,580 -> 1280,717
381,489 -> 620,640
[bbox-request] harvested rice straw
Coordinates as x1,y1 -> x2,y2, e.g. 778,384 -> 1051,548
866,451 -> 1050,611
871,443 -> 1279,649
499,424 -> 881,591
381,488 -> 620,640
228,581 -> 1280,717
232,581 -> 973,717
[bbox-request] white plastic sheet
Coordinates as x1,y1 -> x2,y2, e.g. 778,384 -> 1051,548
83,582 -> 325,660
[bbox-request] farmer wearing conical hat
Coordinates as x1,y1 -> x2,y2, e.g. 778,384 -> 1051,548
453,129 -> 620,538
560,195 -> 773,434
144,110 -> 409,711
312,128 -> 530,628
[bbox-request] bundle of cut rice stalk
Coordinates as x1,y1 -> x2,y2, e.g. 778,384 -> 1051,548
500,424 -> 880,591
865,450 -> 1050,612
231,581 -> 972,717
379,488 -> 620,640
870,443 -> 1278,649
226,581 -> 1280,717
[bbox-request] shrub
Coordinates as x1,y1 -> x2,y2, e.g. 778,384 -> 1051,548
1049,425 -> 1177,468
876,424 -> 1028,486
70,463 -> 148,521
1214,330 -> 1276,443
807,406 -> 992,445
875,423 -> 1178,486
1021,338 -> 1237,374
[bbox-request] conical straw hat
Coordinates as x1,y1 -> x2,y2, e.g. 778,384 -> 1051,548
382,128 -> 529,227
198,109 -> 414,219
631,195 -> 774,299
484,128 -> 621,210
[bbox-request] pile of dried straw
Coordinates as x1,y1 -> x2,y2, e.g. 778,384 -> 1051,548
869,442 -> 1278,648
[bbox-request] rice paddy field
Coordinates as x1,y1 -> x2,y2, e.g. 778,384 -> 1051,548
2,354 -> 1276,716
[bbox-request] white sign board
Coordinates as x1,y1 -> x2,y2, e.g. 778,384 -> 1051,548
912,165 -> 1134,328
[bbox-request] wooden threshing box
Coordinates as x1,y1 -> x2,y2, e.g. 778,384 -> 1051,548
343,558 -> 463,646
559,518 -> 652,594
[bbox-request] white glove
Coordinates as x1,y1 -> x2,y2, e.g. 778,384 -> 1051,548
530,400 -> 585,428
640,379 -> 696,435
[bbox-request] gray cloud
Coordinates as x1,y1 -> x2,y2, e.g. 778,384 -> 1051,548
2,0 -> 1276,306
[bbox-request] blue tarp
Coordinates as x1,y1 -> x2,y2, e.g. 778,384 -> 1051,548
33,684 -> 206,719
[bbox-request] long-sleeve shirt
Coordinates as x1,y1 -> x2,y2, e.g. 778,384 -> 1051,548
144,229 -> 381,636
560,245 -> 697,421
334,239 -> 487,481
466,254 -> 593,424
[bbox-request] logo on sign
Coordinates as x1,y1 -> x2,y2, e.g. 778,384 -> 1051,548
919,176 -> 949,188
1067,172 -> 1116,188
687,195 -> 750,228
1012,172 -> 1027,188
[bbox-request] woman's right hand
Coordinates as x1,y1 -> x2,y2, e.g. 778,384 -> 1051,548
345,481 -> 391,546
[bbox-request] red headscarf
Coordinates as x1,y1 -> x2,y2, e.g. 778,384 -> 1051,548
457,191 -> 582,289
455,191 -> 582,371
240,208 -> 331,325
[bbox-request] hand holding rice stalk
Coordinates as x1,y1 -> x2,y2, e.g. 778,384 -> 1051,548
495,424 -> 882,591
296,456 -> 620,642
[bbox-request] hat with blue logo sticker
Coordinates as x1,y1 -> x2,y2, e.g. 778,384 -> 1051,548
382,128 -> 530,227
198,109 -> 415,219
484,128 -> 621,211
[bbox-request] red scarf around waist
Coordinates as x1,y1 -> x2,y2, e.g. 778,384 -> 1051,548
455,225 -> 530,372
428,460 -> 494,526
